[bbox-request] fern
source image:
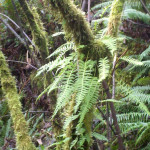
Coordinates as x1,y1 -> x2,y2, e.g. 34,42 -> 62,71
47,42 -> 75,58
121,56 -> 143,66
36,53 -> 75,76
140,46 -> 150,60
74,60 -> 95,113
98,57 -> 110,82
52,66 -> 76,118
92,132 -> 108,141
123,9 -> 150,25
101,36 -> 117,54
78,77 -> 99,127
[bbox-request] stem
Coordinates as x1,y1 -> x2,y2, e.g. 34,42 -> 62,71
0,17 -> 26,46
0,13 -> 35,47
102,81 -> 124,150
87,0 -> 91,23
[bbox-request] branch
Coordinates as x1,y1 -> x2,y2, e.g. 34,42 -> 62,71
96,105 -> 116,135
140,0 -> 150,15
0,13 -> 35,47
0,17 -> 26,46
6,60 -> 38,70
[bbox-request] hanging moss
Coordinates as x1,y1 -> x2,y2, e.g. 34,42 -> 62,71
18,0 -> 49,60
107,0 -> 124,37
0,50 -> 36,150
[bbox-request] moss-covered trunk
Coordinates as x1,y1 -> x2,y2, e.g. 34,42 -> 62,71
18,0 -> 49,61
0,50 -> 36,150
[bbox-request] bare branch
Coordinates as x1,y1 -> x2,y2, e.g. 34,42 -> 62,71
6,60 -> 38,70
0,17 -> 26,46
0,13 -> 35,47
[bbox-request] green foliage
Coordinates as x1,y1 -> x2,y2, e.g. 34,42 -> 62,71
98,57 -> 110,82
123,9 -> 150,25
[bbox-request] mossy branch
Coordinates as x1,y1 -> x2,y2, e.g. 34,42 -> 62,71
107,0 -> 124,37
18,0 -> 49,60
48,0 -> 106,60
0,50 -> 36,150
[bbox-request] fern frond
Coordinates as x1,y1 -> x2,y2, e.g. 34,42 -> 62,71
52,67 -> 76,118
98,57 -> 110,82
92,132 -> 108,141
136,123 -> 150,146
140,46 -> 150,60
47,42 -> 75,58
123,9 -> 150,25
78,77 -> 99,127
121,56 -> 143,66
117,112 -> 149,123
74,60 -> 95,113
36,54 -> 74,76
101,36 -> 117,54
92,1 -> 113,11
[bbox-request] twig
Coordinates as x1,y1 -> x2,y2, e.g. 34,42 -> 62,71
111,49 -> 129,74
96,105 -> 116,135
6,60 -> 38,70
0,13 -> 35,47
0,17 -> 26,46
112,54 -> 117,99
140,0 -> 150,15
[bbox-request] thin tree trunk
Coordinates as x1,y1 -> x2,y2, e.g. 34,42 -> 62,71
0,50 -> 36,150
102,81 -> 125,150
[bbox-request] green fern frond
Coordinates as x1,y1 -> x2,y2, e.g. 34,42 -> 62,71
52,67 -> 76,118
74,60 -> 95,113
78,77 -> 99,127
136,123 -> 150,146
121,56 -> 143,66
92,132 -> 108,141
47,42 -> 75,58
125,0 -> 150,11
140,46 -> 150,60
132,85 -> 150,93
117,112 -> 149,123
98,57 -> 110,82
123,9 -> 150,25
36,54 -> 74,76
92,1 -> 113,11
101,36 -> 117,54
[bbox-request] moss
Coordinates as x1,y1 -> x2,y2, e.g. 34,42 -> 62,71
48,0 -> 106,60
82,109 -> 93,150
107,0 -> 125,37
63,93 -> 76,150
18,0 -> 49,61
0,50 -> 36,150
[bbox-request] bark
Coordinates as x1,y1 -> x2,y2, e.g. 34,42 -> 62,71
0,50 -> 36,150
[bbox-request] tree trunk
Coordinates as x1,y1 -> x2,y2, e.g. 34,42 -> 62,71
0,49 -> 36,150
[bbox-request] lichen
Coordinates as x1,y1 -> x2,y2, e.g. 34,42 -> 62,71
0,50 -> 36,150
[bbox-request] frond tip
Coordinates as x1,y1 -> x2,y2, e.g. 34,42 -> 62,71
98,57 -> 110,82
